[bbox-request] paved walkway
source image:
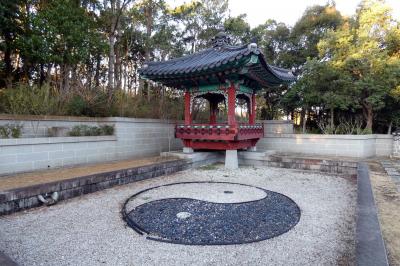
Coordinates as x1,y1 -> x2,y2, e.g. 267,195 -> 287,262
0,156 -> 177,192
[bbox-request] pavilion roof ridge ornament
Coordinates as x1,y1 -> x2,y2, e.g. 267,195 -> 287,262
138,31 -> 296,89
212,31 -> 231,47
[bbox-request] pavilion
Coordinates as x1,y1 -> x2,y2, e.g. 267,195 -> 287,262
139,31 -> 295,168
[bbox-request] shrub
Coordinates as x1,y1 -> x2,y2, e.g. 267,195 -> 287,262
3,83 -> 60,115
68,124 -> 114,136
66,95 -> 88,116
100,125 -> 114,135
0,124 -> 23,138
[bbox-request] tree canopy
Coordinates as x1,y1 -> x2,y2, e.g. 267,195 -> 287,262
0,0 -> 399,133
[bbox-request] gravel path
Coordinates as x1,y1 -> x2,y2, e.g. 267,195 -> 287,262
0,166 -> 356,266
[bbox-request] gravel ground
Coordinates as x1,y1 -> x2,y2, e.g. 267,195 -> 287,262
124,182 -> 268,212
0,165 -> 356,266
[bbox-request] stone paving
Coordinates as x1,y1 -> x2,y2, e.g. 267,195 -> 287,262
380,159 -> 400,191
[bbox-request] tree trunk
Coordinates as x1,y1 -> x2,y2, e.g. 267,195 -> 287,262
115,6 -> 122,91
107,0 -> 117,96
94,53 -> 101,88
387,121 -> 392,135
330,107 -> 334,129
108,33 -> 115,93
362,102 -> 373,132
4,32 -> 13,88
144,2 -> 153,101
300,108 -> 306,133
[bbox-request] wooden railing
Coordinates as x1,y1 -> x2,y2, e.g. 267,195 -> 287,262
175,123 -> 263,141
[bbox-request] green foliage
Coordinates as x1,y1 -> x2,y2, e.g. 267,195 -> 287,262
224,14 -> 251,44
68,124 -> 114,137
65,90 -> 111,117
0,0 -> 399,136
67,95 -> 88,116
318,0 -> 400,130
100,125 -> 115,135
0,123 -> 23,138
3,83 -> 60,115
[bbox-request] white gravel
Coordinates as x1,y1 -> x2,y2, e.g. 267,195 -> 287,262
124,182 -> 267,212
0,165 -> 356,266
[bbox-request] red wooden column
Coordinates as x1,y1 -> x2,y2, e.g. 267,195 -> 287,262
249,92 -> 256,125
227,83 -> 236,126
209,101 -> 217,124
184,90 -> 192,125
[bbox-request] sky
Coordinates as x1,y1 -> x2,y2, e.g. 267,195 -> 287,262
166,0 -> 400,28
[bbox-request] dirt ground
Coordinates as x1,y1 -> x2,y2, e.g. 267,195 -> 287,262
368,161 -> 400,265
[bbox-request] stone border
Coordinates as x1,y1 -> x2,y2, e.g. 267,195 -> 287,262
0,251 -> 18,266
356,162 -> 389,266
238,152 -> 358,176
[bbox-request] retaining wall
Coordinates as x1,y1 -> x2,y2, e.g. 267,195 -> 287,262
261,120 -> 293,134
0,115 -> 397,175
257,133 -> 393,158
0,115 -> 182,175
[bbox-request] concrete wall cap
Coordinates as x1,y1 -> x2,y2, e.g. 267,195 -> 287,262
0,135 -> 116,147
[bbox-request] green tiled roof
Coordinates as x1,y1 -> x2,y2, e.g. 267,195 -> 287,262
139,32 -> 296,89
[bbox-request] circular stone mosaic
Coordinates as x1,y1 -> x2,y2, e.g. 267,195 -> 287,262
122,182 -> 300,245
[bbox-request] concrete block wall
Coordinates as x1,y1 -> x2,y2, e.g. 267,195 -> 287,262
257,134 -> 393,158
0,116 -> 182,175
0,115 -> 113,138
113,117 -> 182,160
0,136 -> 117,175
376,135 -> 394,157
261,120 -> 293,135
394,138 -> 400,158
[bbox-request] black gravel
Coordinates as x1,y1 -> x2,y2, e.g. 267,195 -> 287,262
126,188 -> 300,245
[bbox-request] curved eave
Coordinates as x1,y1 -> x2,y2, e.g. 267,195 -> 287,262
139,46 -> 296,89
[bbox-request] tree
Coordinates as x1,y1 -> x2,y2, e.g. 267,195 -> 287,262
285,58 -> 350,131
318,0 -> 400,131
251,19 -> 292,67
224,14 -> 251,45
0,0 -> 23,88
290,3 -> 343,67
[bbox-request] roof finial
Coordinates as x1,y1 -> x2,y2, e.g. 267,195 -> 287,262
211,28 -> 230,47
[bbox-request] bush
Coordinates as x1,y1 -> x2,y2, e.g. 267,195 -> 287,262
0,124 -> 23,138
65,90 -> 112,117
317,117 -> 373,135
66,95 -> 88,116
3,83 -> 60,115
68,124 -> 114,136
100,125 -> 114,135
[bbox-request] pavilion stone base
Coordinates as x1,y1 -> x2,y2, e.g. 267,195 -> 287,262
162,150 -> 276,170
225,150 -> 239,170
183,147 -> 194,154
161,151 -> 222,168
